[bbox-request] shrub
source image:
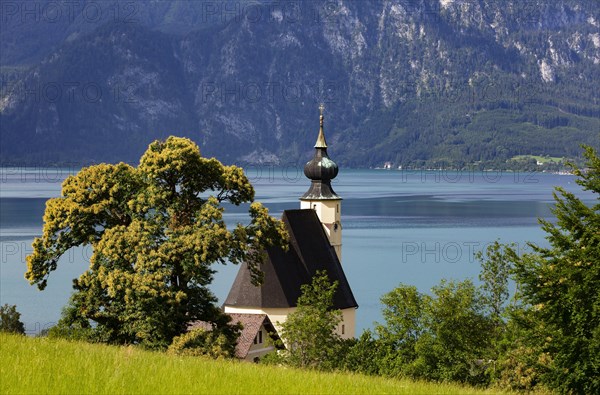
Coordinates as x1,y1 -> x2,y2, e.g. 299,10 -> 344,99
0,304 -> 25,334
168,325 -> 239,359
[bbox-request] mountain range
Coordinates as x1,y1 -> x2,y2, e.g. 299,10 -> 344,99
1,0 -> 599,168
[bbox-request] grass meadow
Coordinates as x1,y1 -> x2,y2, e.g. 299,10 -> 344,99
1,333 -> 511,394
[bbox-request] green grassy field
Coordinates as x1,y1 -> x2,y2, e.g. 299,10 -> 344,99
511,155 -> 565,164
1,333 -> 509,395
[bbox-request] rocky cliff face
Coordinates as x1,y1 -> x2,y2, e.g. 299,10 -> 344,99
1,0 -> 598,167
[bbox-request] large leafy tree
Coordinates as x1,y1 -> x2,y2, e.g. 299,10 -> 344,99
26,137 -> 287,348
512,146 -> 600,394
410,280 -> 493,384
373,280 -> 494,384
375,285 -> 424,375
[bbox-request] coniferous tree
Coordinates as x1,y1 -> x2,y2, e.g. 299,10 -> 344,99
513,146 -> 600,394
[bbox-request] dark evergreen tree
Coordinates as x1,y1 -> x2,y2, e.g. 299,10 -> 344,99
513,146 -> 600,394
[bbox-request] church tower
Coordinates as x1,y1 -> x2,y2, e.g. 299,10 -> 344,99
300,105 -> 343,262
223,105 -> 357,344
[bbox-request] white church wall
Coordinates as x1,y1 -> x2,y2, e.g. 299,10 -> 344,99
224,305 -> 356,342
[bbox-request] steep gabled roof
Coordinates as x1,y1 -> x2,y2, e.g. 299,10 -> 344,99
189,313 -> 279,359
224,209 -> 358,310
228,313 -> 277,359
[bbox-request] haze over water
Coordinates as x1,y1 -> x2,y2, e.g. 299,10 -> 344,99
0,166 -> 594,335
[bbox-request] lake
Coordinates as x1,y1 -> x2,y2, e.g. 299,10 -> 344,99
0,166 -> 594,335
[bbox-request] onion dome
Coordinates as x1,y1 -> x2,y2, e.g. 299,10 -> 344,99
301,105 -> 341,200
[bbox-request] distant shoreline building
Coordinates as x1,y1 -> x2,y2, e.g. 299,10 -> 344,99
222,106 -> 358,361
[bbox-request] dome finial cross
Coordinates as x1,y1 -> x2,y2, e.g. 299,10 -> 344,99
319,104 -> 325,127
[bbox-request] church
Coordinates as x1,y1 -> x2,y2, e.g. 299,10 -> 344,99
222,107 -> 358,361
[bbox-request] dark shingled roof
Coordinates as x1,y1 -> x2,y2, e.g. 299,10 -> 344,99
224,209 -> 358,310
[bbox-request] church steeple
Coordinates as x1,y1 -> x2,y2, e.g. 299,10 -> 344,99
223,105 -> 355,343
301,105 -> 340,201
315,104 -> 328,148
300,105 -> 343,261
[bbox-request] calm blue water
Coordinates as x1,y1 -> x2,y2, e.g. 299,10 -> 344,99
0,167 -> 594,335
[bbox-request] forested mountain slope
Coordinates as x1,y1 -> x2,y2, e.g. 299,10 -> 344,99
1,0 -> 598,167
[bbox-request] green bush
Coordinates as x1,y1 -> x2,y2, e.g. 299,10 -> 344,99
0,304 -> 25,334
167,328 -> 236,359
